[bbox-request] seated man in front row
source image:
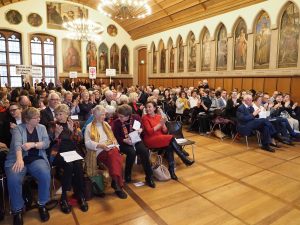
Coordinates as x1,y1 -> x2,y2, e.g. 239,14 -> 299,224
236,94 -> 276,152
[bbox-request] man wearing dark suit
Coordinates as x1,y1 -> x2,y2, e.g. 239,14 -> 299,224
40,92 -> 60,128
236,94 -> 276,152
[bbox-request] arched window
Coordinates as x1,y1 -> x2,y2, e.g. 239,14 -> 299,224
0,30 -> 22,87
159,40 -> 166,73
121,45 -> 129,74
110,43 -> 119,73
234,18 -> 248,69
30,34 -> 56,83
187,32 -> 196,71
177,35 -> 184,72
254,11 -> 271,69
201,28 -> 211,71
216,24 -> 228,70
278,2 -> 299,68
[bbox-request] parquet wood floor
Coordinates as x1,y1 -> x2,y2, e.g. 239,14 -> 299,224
2,130 -> 300,225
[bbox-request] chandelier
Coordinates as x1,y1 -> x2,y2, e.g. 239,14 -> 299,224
98,0 -> 152,20
63,18 -> 104,42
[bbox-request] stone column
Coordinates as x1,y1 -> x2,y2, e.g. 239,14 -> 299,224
210,40 -> 216,71
82,41 -> 87,75
227,36 -> 233,71
196,43 -> 201,72
148,51 -> 152,76
166,49 -> 169,73
184,45 -> 188,73
174,47 -> 178,74
157,51 -> 160,74
246,32 -> 254,70
270,27 -> 279,69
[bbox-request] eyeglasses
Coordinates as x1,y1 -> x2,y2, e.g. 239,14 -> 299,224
9,108 -> 19,112
50,99 -> 60,101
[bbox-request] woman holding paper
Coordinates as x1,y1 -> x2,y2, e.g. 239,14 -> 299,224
111,104 -> 155,188
142,101 -> 194,180
5,107 -> 51,225
50,104 -> 88,214
84,105 -> 127,199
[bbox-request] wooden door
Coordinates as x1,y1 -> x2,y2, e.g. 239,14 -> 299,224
138,48 -> 147,86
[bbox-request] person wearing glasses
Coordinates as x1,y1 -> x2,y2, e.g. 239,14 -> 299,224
5,107 -> 51,225
49,104 -> 88,214
40,92 -> 61,128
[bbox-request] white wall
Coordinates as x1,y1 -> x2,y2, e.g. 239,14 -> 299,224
0,0 -> 134,78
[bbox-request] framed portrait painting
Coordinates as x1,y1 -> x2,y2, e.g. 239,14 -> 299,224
62,39 -> 82,72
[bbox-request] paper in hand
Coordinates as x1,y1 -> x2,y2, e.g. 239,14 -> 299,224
129,130 -> 141,144
60,151 -> 83,163
132,120 -> 141,130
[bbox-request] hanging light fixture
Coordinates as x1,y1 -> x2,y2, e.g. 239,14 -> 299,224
98,0 -> 152,20
63,6 -> 104,41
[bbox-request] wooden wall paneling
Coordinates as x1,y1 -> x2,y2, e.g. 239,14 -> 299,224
232,78 -> 242,91
187,78 -> 194,87
277,78 -> 291,94
215,78 -> 224,89
242,78 -> 253,90
207,78 -> 215,89
181,78 -> 188,87
223,78 -> 233,92
263,78 -> 277,94
291,77 -> 300,102
252,78 -> 264,92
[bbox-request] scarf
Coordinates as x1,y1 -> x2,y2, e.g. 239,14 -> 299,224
121,116 -> 133,139
180,98 -> 190,110
85,120 -> 117,177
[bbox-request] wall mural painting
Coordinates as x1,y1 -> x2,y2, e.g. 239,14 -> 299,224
62,39 -> 82,72
178,36 -> 184,72
234,19 -> 248,69
169,42 -> 175,73
107,24 -> 118,37
254,12 -> 271,69
121,45 -> 129,74
28,13 -> 42,27
46,2 -> 88,29
216,25 -> 228,70
110,44 -> 119,73
278,2 -> 300,68
6,10 -> 22,25
159,41 -> 166,73
86,41 -> 97,71
152,44 -> 157,73
99,43 -> 109,73
201,29 -> 211,71
188,32 -> 197,71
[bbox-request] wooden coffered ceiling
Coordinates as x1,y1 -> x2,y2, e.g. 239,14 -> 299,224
1,0 -> 266,40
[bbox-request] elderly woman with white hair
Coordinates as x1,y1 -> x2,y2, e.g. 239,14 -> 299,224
100,90 -> 117,109
84,105 -> 127,199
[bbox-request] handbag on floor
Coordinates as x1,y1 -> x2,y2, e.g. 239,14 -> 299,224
151,153 -> 171,181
